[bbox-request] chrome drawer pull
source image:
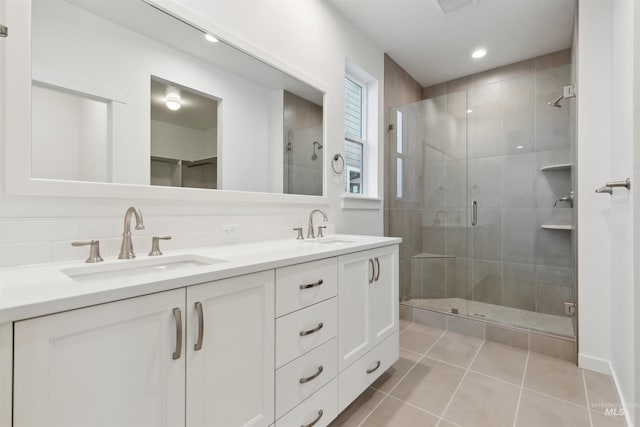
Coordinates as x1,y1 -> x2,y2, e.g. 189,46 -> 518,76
194,302 -> 204,351
301,409 -> 324,427
300,322 -> 324,336
366,360 -> 381,374
374,257 -> 380,281
172,307 -> 182,360
368,258 -> 375,283
300,279 -> 323,290
299,365 -> 323,384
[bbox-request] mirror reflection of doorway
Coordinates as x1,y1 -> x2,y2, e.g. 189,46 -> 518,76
150,77 -> 219,189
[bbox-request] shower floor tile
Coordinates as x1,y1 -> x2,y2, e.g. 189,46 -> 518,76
329,321 -> 627,427
404,297 -> 574,337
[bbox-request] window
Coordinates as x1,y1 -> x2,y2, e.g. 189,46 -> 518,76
344,75 -> 366,194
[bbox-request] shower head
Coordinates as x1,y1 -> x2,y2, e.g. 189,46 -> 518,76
548,95 -> 564,108
311,141 -> 323,161
313,141 -> 323,149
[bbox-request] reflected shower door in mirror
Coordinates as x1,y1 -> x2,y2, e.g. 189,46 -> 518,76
283,91 -> 323,196
29,0 -> 324,195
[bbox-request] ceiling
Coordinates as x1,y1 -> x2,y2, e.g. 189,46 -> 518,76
151,78 -> 218,130
328,0 -> 576,87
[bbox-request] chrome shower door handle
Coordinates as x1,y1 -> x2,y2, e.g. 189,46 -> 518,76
194,302 -> 204,351
172,308 -> 183,360
471,201 -> 478,226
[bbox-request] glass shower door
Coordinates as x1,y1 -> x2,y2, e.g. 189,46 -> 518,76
390,91 -> 471,315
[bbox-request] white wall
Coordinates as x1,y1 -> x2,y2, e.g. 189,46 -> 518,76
151,120 -> 217,161
0,0 -> 385,268
578,0 -> 637,424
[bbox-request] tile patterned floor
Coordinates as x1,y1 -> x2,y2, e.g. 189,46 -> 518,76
329,320 -> 626,427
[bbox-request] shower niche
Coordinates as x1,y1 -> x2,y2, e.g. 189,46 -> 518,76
388,49 -> 577,339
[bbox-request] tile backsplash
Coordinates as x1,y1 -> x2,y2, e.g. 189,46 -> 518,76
0,210 -> 334,268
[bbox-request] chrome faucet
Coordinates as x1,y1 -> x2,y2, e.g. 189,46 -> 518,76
554,191 -> 574,208
307,209 -> 328,239
118,207 -> 145,259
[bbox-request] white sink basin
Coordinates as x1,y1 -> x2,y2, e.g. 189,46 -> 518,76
62,254 -> 226,283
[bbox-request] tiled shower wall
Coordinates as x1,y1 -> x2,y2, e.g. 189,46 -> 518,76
283,91 -> 323,196
388,49 -> 575,318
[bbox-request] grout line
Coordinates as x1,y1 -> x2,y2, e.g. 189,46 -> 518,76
521,386 -> 591,410
512,349 -> 530,427
467,367 -> 526,388
385,394 -> 442,420
437,338 -> 486,424
582,369 -> 594,427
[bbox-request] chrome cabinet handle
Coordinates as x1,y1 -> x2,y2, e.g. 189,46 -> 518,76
366,360 -> 381,374
300,279 -> 323,290
374,257 -> 380,281
368,258 -> 375,284
194,302 -> 204,351
172,308 -> 182,360
299,365 -> 323,384
300,322 -> 323,336
301,409 -> 324,427
471,200 -> 478,226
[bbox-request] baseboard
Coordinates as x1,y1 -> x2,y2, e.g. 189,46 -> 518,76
609,362 -> 636,427
578,353 -> 611,374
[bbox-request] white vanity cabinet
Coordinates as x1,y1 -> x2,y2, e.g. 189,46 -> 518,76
12,270 -> 275,427
13,288 -> 187,427
186,271 -> 274,427
4,239 -> 401,427
337,246 -> 399,411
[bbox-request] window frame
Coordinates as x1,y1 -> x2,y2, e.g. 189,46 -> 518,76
344,73 -> 368,195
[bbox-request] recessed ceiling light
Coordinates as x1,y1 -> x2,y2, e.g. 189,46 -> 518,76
471,48 -> 487,59
466,109 -> 473,114
165,90 -> 182,111
516,145 -> 524,149
204,34 -> 219,43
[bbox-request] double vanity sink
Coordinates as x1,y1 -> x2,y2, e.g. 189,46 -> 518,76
0,232 -> 400,427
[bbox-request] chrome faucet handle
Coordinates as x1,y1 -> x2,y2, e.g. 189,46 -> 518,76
317,226 -> 327,238
149,236 -> 172,256
293,227 -> 304,240
72,240 -> 104,263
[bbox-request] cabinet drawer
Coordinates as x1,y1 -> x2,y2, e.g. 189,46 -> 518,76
276,298 -> 337,368
276,338 -> 337,419
338,332 -> 399,412
276,258 -> 337,317
276,378 -> 337,427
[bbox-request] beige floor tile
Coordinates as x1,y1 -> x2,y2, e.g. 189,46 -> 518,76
584,370 -> 622,415
590,410 -> 627,427
360,397 -> 439,427
443,372 -> 520,427
400,323 -> 444,354
437,420 -> 460,427
515,389 -> 591,427
390,356 -> 465,416
470,341 -> 528,385
372,349 -> 421,393
523,352 -> 586,405
399,318 -> 413,332
329,387 -> 385,427
426,331 -> 483,368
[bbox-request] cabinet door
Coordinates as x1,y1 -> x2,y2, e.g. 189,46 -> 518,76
186,270 -> 275,427
337,252 -> 373,372
14,289 -> 186,427
370,246 -> 399,347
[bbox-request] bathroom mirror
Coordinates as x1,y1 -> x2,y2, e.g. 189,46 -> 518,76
28,0 -> 324,196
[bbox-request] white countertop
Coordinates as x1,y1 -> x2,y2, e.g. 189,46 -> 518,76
0,235 -> 400,323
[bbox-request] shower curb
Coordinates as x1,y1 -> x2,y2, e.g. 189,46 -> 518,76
401,303 -> 577,364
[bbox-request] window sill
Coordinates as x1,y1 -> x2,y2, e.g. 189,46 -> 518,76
341,195 -> 382,210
